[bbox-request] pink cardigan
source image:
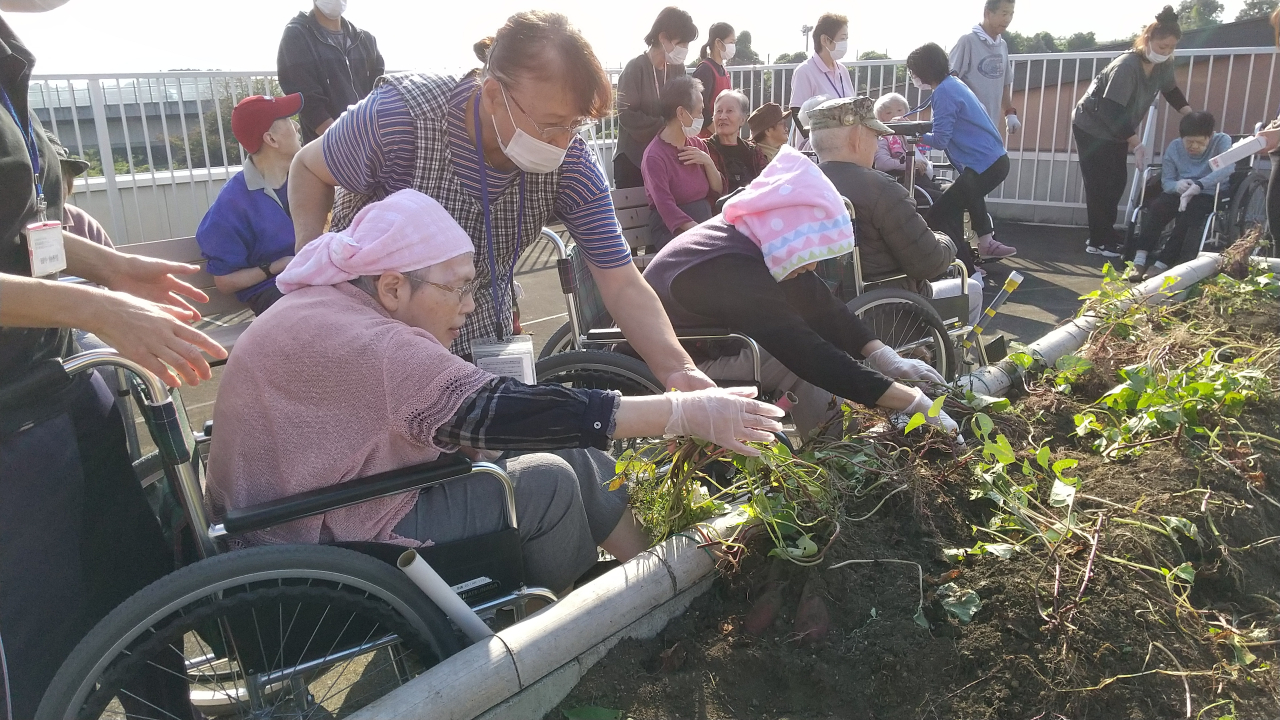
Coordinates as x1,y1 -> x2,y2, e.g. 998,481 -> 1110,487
205,282 -> 492,547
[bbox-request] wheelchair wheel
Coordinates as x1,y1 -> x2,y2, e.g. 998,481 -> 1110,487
847,289 -> 957,382
536,321 -> 575,361
535,349 -> 663,395
1228,172 -> 1271,253
37,545 -> 462,720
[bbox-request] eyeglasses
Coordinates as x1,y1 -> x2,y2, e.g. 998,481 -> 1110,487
405,275 -> 482,301
501,84 -> 593,143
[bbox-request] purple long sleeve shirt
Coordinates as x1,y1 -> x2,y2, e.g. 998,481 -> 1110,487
641,134 -> 713,232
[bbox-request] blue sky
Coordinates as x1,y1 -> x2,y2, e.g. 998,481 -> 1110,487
6,1 -> 1270,75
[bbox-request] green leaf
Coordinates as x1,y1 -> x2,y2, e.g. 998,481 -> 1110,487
904,412 -> 927,434
1171,562 -> 1196,584
966,393 -> 1010,412
1160,516 -> 1198,540
1007,351 -> 1035,371
563,708 -> 623,720
1227,634 -> 1258,667
1051,458 -> 1080,482
942,548 -> 968,563
913,608 -> 930,628
972,413 -> 995,439
982,542 -> 1017,559
937,582 -> 983,624
782,533 -> 819,558
1049,478 -> 1077,508
928,394 -> 946,418
1036,446 -> 1051,470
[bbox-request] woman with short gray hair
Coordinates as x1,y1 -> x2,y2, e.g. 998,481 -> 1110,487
706,89 -> 768,200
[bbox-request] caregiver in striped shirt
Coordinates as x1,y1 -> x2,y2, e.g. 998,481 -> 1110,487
288,10 -> 715,392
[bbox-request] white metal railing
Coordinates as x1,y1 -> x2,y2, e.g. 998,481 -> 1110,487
33,46 -> 1280,243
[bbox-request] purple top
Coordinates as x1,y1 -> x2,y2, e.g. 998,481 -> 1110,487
641,134 -> 713,232
322,78 -> 632,269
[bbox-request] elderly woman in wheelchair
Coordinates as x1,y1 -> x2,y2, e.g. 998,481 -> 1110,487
205,189 -> 784,595
643,145 -> 960,442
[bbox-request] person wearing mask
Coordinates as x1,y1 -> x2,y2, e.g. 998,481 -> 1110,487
950,0 -> 1020,139
277,0 -> 384,144
908,42 -> 1016,269
788,14 -> 851,143
0,3 -> 226,717
642,76 -> 723,248
691,21 -> 735,138
747,102 -> 793,164
1072,5 -> 1192,258
207,189 -> 783,594
289,11 -> 718,394
196,94 -> 301,315
47,131 -> 112,248
705,89 -> 767,200
872,93 -> 943,204
813,97 -> 984,327
644,145 -> 958,443
613,7 -> 699,189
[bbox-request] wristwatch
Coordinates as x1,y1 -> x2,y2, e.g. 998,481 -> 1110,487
259,262 -> 276,278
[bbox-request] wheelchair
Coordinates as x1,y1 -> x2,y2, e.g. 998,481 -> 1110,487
1122,137 -> 1255,261
36,350 -> 556,720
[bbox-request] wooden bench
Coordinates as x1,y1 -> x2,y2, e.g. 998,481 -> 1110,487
121,236 -> 254,365
610,187 -> 656,267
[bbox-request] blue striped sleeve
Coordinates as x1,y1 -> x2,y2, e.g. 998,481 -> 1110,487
322,84 -> 418,195
555,140 -> 633,269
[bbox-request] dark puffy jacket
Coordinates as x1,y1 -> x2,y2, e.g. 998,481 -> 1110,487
819,160 -> 955,297
277,11 -> 384,143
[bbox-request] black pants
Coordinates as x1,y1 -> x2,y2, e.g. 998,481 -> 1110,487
1074,125 -> 1130,248
246,284 -> 284,316
612,152 -> 644,189
928,154 -> 1010,271
0,372 -> 173,719
1129,191 -> 1215,266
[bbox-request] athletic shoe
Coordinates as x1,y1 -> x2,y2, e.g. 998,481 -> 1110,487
1126,264 -> 1147,283
977,235 -> 1017,259
1085,243 -> 1122,258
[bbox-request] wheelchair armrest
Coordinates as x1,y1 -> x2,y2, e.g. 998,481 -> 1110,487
221,454 -> 475,536
584,328 -> 627,343
674,327 -> 738,338
884,121 -> 933,137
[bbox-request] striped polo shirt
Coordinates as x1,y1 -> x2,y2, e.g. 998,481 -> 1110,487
322,76 -> 632,268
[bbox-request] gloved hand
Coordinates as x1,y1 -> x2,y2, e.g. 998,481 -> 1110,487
1174,178 -> 1195,193
1005,113 -> 1021,135
903,386 -> 960,435
665,386 -> 786,456
1132,143 -> 1148,171
865,345 -> 946,387
1179,182 -> 1202,212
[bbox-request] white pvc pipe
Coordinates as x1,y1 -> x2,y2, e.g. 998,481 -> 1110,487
358,513 -> 742,720
957,254 -> 1224,398
398,549 -> 494,644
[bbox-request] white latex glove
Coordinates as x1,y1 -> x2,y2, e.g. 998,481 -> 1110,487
865,345 -> 946,387
1005,113 -> 1021,135
1179,182 -> 1202,212
1132,143 -> 1148,171
1174,178 -> 1195,193
665,386 -> 786,457
903,387 -> 960,435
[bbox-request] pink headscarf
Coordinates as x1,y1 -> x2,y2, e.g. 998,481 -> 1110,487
277,189 -> 475,293
722,144 -> 855,282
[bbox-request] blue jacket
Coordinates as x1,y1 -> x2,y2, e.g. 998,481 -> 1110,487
921,76 -> 1007,174
196,158 -> 295,302
1161,132 -> 1234,195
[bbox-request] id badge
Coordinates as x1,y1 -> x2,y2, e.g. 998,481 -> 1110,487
25,220 -> 66,278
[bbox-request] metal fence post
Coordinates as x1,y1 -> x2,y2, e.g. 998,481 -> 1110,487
86,79 -> 128,244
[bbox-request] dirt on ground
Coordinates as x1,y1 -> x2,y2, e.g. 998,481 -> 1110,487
550,269 -> 1280,720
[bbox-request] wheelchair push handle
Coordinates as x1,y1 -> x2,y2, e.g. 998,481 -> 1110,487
61,348 -> 170,407
884,121 -> 933,138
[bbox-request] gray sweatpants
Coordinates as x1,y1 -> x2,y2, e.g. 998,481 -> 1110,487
699,347 -> 843,442
392,448 -> 627,592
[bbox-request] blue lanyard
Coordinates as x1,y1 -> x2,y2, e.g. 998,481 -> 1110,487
823,70 -> 845,98
472,93 -> 525,339
0,83 -> 44,214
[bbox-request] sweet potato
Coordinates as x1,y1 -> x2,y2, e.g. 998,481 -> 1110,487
793,576 -> 830,645
743,583 -> 785,636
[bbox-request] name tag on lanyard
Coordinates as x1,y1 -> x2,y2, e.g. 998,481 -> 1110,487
26,220 -> 66,278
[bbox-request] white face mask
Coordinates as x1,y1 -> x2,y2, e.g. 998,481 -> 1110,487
911,76 -> 931,90
682,111 -> 704,137
492,86 -> 569,174
314,0 -> 346,20
829,40 -> 849,61
0,0 -> 69,11
1145,48 -> 1171,64
665,41 -> 689,66
721,42 -> 737,61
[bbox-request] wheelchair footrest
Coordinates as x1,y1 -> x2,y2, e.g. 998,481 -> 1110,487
336,528 -> 524,605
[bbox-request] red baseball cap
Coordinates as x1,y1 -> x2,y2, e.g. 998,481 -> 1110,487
231,93 -> 304,153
